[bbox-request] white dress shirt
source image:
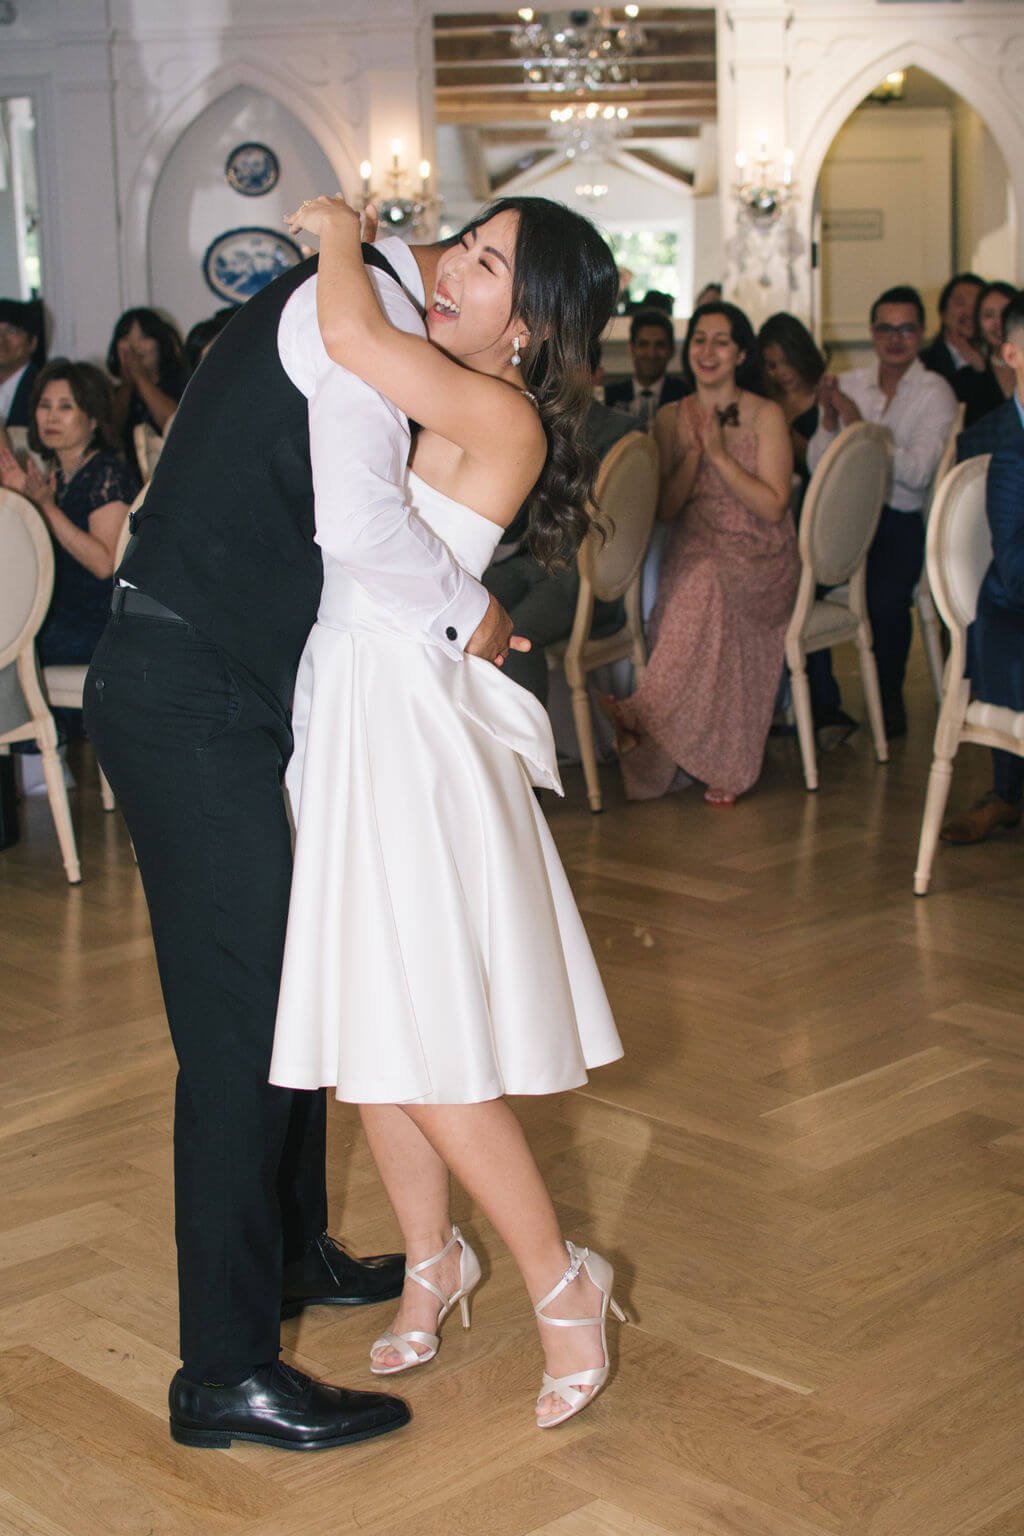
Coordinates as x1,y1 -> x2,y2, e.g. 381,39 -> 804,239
277,237 -> 488,660
0,363 -> 30,423
807,358 -> 958,512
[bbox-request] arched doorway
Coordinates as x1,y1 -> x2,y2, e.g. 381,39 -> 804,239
810,67 -> 1016,364
148,85 -> 337,337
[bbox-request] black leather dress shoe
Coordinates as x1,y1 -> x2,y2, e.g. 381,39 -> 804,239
281,1232 -> 405,1318
168,1361 -> 410,1450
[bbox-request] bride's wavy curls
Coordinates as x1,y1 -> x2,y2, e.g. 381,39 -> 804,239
457,198 -> 620,568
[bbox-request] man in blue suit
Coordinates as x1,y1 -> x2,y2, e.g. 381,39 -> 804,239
957,290 -> 1024,463
0,298 -> 44,429
941,439 -> 1024,844
605,308 -> 688,427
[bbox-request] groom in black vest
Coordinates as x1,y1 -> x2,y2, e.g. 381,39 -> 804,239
84,237 -> 515,1450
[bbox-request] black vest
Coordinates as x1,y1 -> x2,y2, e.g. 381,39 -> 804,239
120,247 -> 399,713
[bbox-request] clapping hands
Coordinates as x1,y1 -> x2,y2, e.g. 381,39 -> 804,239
0,444 -> 56,508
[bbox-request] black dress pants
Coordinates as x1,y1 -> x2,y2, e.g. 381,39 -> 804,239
84,611 -> 327,1374
865,506 -> 926,709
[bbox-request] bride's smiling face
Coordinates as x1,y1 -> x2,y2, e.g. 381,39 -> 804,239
427,210 -> 526,368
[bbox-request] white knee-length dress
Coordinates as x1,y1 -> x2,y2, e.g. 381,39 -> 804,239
269,472 -> 622,1104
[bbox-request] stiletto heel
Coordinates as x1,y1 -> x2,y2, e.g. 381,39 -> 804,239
533,1240 -> 625,1429
369,1225 -> 481,1376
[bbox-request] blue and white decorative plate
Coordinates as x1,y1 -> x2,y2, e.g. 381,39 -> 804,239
202,227 -> 304,304
225,142 -> 279,197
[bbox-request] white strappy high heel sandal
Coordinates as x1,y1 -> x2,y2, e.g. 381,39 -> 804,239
369,1225 -> 482,1376
534,1240 -> 626,1429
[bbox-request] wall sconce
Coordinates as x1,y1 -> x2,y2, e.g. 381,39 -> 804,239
869,70 -> 907,104
733,137 -> 794,230
728,136 -> 803,291
359,140 -> 441,237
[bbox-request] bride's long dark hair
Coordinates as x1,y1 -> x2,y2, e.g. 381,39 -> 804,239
457,197 -> 619,567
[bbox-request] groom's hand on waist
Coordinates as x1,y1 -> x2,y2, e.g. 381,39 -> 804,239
466,592 -> 532,668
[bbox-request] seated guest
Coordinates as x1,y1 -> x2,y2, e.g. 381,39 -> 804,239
0,297 -> 45,428
605,309 -> 688,428
183,307 -> 235,376
603,302 -> 798,806
920,272 -> 986,386
941,442 -> 1024,844
482,342 -> 635,706
106,306 -> 185,468
0,360 -> 139,667
807,285 -> 958,737
958,291 -> 1024,461
957,282 -> 1018,429
758,312 -> 825,481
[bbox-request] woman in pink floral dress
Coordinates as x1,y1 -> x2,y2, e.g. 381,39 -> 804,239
609,303 -> 798,806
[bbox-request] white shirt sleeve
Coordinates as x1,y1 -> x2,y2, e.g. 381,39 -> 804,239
806,417 -> 838,478
278,262 -> 488,660
892,375 -> 958,500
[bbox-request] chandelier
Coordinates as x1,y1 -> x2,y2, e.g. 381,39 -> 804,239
512,6 -> 645,95
550,100 -> 630,160
728,139 -> 804,291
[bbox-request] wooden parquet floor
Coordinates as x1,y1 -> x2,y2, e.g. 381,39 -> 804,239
1,653 -> 1022,1536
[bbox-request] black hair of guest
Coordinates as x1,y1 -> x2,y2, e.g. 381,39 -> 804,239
105,307 -> 185,390
183,308 -> 236,376
1002,290 -> 1024,344
628,307 -> 674,346
757,312 -> 826,390
937,271 -> 985,318
680,301 -> 764,396
26,358 -> 121,458
869,285 -> 926,327
974,281 -> 1019,345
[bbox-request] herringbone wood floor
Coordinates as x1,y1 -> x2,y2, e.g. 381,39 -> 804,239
1,653 -> 1022,1536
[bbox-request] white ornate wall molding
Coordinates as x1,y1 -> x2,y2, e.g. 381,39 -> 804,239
720,2 -> 1024,325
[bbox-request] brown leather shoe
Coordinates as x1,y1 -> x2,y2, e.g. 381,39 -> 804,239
940,792 -> 1022,845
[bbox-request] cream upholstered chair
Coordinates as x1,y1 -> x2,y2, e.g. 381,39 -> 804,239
0,488 -> 81,882
133,419 -> 171,483
785,421 -> 892,791
548,430 -> 660,813
42,486 -> 144,812
913,455 -> 1014,895
915,404 -> 965,703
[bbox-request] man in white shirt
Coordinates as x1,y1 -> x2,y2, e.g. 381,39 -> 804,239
806,284 -> 958,735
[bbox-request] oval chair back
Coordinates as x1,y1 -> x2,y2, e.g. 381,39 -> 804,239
925,454 -> 992,638
585,431 -> 661,603
799,421 -> 892,588
0,487 -> 54,672
0,488 -> 80,881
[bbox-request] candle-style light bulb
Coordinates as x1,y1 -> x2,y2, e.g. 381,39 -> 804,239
419,159 -> 431,181
735,149 -> 747,172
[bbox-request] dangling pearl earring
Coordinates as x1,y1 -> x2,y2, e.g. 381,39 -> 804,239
511,335 -> 522,368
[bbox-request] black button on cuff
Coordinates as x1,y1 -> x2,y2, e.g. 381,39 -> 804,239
445,625 -> 458,641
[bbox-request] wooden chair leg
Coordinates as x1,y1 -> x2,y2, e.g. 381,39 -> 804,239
788,652 -> 818,792
857,627 -> 889,764
914,751 -> 955,895
916,589 -> 945,706
39,741 -> 81,884
570,681 -> 603,813
99,765 -> 115,812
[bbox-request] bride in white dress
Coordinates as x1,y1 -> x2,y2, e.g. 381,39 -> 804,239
270,192 -> 625,1428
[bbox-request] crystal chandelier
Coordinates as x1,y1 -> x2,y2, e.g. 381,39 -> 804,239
512,6 -> 646,95
549,100 -> 630,160
727,139 -> 804,291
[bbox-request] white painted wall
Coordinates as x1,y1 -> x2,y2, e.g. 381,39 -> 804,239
148,86 -> 337,338
954,100 -> 1017,279
818,107 -> 953,345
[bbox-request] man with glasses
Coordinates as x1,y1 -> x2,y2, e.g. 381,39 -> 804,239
806,285 -> 958,737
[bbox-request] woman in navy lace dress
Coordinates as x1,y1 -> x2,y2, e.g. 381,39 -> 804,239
0,359 -> 139,666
